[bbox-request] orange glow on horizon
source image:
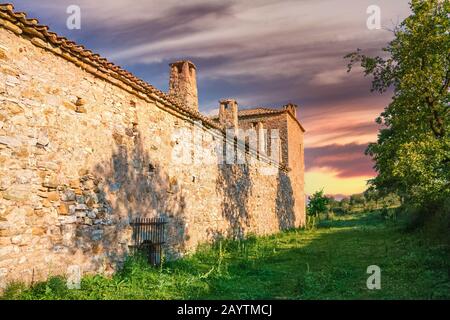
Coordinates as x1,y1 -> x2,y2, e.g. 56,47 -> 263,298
305,169 -> 374,197
300,96 -> 387,196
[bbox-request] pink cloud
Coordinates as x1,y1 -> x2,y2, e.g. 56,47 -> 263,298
305,143 -> 375,178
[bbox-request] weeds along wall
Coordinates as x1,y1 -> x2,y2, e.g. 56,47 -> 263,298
0,22 -> 304,289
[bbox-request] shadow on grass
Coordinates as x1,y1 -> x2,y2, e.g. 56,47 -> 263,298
317,211 -> 385,230
2,212 -> 449,300
199,216 -> 449,300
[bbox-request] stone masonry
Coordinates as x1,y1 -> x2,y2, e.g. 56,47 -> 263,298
0,4 -> 305,290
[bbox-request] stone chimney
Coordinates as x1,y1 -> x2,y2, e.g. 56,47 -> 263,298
218,99 -> 238,129
169,60 -> 198,111
283,103 -> 298,118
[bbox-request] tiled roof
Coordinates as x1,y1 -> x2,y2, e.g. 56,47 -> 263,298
211,107 -> 284,120
237,107 -> 285,117
0,3 -> 222,130
211,106 -> 305,132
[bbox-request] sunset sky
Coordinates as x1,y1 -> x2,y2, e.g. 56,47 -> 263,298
11,0 -> 412,197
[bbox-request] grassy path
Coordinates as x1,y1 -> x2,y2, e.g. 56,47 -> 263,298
3,211 -> 449,299
203,212 -> 449,299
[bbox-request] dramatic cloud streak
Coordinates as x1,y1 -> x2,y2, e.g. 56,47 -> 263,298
305,143 -> 375,178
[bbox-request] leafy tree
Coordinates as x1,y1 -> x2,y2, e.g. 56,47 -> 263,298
327,196 -> 340,212
364,187 -> 379,210
346,0 -> 450,206
340,198 -> 351,213
307,189 -> 329,218
350,194 -> 365,206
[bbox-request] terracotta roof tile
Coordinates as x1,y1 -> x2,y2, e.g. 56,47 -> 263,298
237,107 -> 285,117
211,106 -> 305,132
211,107 -> 284,120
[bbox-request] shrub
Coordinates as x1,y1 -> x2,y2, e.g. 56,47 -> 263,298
400,197 -> 450,246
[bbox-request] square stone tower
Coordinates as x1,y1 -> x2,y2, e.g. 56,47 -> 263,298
218,99 -> 239,130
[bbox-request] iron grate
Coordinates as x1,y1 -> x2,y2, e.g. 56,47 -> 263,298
130,217 -> 167,266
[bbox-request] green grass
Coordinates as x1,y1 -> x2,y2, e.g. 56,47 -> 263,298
2,211 -> 449,300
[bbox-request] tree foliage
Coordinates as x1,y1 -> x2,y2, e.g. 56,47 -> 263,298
307,189 -> 329,217
346,0 -> 450,205
326,191 -> 400,215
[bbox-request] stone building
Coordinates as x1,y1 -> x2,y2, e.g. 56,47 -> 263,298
0,4 -> 305,289
212,102 -> 305,222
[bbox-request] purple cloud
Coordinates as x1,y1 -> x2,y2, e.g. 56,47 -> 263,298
305,143 -> 375,178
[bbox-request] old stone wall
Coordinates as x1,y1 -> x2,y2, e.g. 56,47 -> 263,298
0,25 -> 303,289
286,114 -> 306,227
237,112 -> 306,228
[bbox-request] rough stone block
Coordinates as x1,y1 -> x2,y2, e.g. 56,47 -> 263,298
36,133 -> 49,146
42,199 -> 51,207
63,101 -> 76,111
47,191 -> 59,202
91,230 -> 103,241
0,47 -> 7,60
0,176 -> 12,191
38,162 -> 59,172
0,237 -> 11,246
2,186 -> 29,201
32,227 -> 46,236
15,170 -> 34,184
75,204 -> 88,211
11,235 -> 22,245
87,211 -> 96,219
0,245 -> 16,258
5,102 -> 24,115
58,216 -> 77,225
0,136 -> 21,148
37,191 -> 48,198
69,179 -> 80,189
57,203 -> 69,215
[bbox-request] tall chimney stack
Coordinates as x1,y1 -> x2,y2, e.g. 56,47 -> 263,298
168,60 -> 198,111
